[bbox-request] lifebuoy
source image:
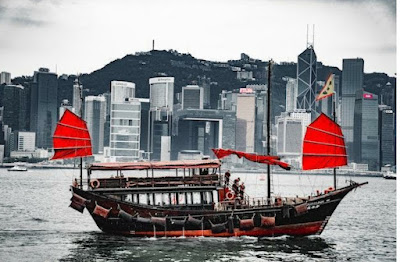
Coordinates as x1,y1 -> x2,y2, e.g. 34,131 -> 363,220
90,179 -> 100,189
226,191 -> 234,200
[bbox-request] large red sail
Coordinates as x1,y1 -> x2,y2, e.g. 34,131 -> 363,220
52,109 -> 92,160
302,113 -> 347,170
212,148 -> 290,170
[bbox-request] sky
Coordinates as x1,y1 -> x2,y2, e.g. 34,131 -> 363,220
0,0 -> 396,77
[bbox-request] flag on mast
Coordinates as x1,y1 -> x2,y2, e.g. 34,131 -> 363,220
316,73 -> 334,101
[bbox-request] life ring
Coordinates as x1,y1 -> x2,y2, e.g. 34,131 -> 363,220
226,191 -> 234,200
90,179 -> 100,189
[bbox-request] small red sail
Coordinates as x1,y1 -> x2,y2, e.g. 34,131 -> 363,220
212,148 -> 290,170
52,109 -> 92,160
302,113 -> 347,170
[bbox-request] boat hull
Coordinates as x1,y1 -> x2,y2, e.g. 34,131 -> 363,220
71,183 -> 362,238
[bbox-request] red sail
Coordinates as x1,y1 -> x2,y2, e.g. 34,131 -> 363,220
302,113 -> 347,170
212,148 -> 290,170
51,109 -> 92,160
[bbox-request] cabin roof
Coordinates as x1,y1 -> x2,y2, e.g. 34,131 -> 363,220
89,159 -> 221,171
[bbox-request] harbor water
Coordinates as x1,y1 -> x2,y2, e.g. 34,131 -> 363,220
0,169 -> 396,261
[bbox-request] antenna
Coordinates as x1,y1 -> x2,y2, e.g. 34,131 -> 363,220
312,24 -> 315,48
306,25 -> 309,48
152,39 -> 155,51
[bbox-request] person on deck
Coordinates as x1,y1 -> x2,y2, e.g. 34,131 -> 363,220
224,170 -> 231,187
239,182 -> 245,200
232,177 -> 240,195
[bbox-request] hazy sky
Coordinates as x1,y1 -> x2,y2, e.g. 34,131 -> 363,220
0,0 -> 396,77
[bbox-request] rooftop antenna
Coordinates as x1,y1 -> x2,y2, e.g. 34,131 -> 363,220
152,39 -> 155,51
306,24 -> 309,48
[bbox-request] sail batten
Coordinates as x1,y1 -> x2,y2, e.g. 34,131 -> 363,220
302,113 -> 347,170
52,109 -> 92,160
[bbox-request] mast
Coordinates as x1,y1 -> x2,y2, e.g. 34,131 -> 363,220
267,60 -> 272,201
333,91 -> 337,189
78,75 -> 83,189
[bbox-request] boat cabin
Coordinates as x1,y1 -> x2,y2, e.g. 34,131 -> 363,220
85,159 -> 234,210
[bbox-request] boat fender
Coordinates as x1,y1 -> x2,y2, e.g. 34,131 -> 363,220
170,218 -> 186,227
226,191 -> 235,200
118,209 -> 134,222
209,220 -> 227,234
187,214 -> 203,227
90,179 -> 100,189
150,216 -> 167,227
227,216 -> 234,233
260,215 -> 275,228
93,202 -> 111,218
69,193 -> 87,213
294,203 -> 308,216
238,214 -> 255,230
136,216 -> 151,224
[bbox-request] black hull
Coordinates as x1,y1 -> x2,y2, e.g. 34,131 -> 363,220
71,182 -> 365,237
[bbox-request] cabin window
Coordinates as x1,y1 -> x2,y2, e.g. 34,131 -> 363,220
155,193 -> 162,206
178,193 -> 186,205
192,192 -> 201,204
139,194 -> 147,205
186,192 -> 192,205
162,193 -> 170,205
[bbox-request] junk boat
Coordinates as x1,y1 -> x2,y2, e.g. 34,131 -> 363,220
52,64 -> 367,237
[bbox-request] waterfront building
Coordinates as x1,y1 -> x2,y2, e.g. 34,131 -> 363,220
30,68 -> 58,149
0,72 -> 11,85
353,90 -> 379,170
236,93 -> 256,153
296,46 -> 317,114
59,99 -> 72,119
1,84 -> 28,131
148,77 -> 174,161
284,77 -> 297,112
10,131 -> 36,152
182,85 -> 204,110
138,98 -> 150,158
198,76 -> 211,109
102,92 -> 111,148
341,58 -> 364,161
72,78 -> 83,116
109,81 -> 141,162
85,95 -> 106,154
378,105 -> 395,169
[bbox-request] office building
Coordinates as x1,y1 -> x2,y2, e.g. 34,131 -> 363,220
30,68 -> 58,149
182,85 -> 204,110
353,90 -> 379,170
10,131 -> 36,152
0,72 -> 11,85
341,58 -> 364,160
1,84 -> 28,131
148,77 -> 174,161
59,99 -> 72,119
378,105 -> 395,169
297,46 -> 317,114
109,81 -> 141,162
236,93 -> 256,152
285,77 -> 297,112
72,78 -> 83,116
102,92 -> 111,148
85,95 -> 106,154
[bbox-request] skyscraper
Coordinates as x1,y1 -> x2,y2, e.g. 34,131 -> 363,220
378,105 -> 395,169
30,68 -> 58,149
284,77 -> 297,112
182,85 -> 204,110
59,99 -> 72,119
148,77 -> 174,161
341,58 -> 364,160
85,95 -> 106,154
1,84 -> 28,131
353,90 -> 379,170
72,78 -> 83,116
0,72 -> 11,85
296,46 -> 317,114
236,93 -> 256,153
109,81 -> 141,162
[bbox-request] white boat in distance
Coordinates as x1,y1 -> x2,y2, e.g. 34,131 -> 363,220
383,171 -> 396,180
8,165 -> 28,172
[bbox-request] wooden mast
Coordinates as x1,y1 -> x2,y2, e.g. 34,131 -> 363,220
78,76 -> 83,189
333,91 -> 337,189
267,60 -> 272,202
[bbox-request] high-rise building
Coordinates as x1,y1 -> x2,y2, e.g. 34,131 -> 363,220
85,95 -> 106,154
236,93 -> 256,153
72,78 -> 83,116
1,85 -> 28,131
148,77 -> 174,161
30,68 -> 58,149
59,99 -> 72,119
109,81 -> 141,162
378,105 -> 395,169
341,58 -> 364,161
10,131 -> 36,152
0,72 -> 11,85
297,46 -> 317,114
182,85 -> 204,110
149,77 -> 174,110
284,77 -> 297,112
353,90 -> 379,170
102,92 -> 111,148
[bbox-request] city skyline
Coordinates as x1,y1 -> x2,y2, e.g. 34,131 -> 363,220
0,0 -> 396,77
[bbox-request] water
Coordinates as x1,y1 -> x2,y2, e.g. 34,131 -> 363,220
0,169 -> 396,261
